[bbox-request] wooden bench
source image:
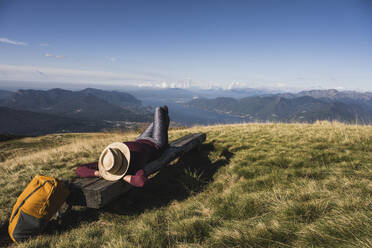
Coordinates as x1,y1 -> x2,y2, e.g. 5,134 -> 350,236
67,133 -> 206,209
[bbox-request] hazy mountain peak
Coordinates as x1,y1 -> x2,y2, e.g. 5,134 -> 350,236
0,88 -> 151,124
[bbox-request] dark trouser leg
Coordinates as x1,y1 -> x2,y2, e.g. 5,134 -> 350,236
136,122 -> 153,140
152,107 -> 169,150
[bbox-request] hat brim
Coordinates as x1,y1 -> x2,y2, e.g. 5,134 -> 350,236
98,142 -> 131,181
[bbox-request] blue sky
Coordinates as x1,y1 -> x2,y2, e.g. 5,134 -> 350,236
0,0 -> 371,91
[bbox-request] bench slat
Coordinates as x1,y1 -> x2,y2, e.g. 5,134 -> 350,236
144,133 -> 206,176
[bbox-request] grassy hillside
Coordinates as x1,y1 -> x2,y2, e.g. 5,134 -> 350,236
0,122 -> 371,247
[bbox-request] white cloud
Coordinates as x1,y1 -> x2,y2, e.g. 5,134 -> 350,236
273,82 -> 287,88
107,57 -> 117,62
226,81 -> 241,90
0,37 -> 27,46
45,53 -> 64,59
40,43 -> 49,47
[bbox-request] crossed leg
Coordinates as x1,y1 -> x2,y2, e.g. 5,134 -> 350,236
136,106 -> 169,150
124,106 -> 169,186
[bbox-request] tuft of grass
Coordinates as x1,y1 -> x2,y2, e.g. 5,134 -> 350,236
0,121 -> 371,247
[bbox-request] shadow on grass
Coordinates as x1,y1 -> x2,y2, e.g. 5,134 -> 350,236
0,221 -> 12,247
0,206 -> 101,246
104,142 -> 233,215
45,207 -> 100,234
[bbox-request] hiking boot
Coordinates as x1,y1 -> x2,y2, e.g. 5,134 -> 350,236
164,106 -> 170,126
160,105 -> 169,127
160,105 -> 168,115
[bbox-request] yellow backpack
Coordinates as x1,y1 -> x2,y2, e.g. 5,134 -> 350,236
8,175 -> 70,243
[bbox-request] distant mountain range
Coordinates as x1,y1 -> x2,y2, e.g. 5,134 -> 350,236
129,87 -> 276,104
0,88 -> 151,122
1,87 -> 372,136
128,87 -> 277,125
0,88 -> 152,135
282,89 -> 372,100
0,86 -> 280,134
188,87 -> 278,99
0,106 -> 105,135
186,90 -> 372,124
79,88 -> 143,109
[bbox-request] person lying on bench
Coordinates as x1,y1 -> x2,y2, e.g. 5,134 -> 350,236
75,106 -> 170,187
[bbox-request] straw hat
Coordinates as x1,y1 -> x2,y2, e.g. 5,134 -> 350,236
98,142 -> 131,181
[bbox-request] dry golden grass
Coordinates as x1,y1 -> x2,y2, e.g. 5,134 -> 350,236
0,121 -> 371,247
